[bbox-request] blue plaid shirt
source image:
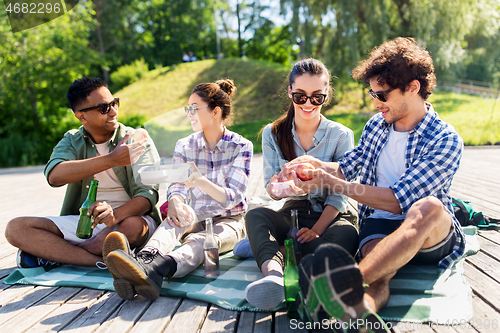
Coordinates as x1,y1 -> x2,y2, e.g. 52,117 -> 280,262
338,103 -> 465,268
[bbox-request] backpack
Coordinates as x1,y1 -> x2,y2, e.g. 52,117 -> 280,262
452,197 -> 499,228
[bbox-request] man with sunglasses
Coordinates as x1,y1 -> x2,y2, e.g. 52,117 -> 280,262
6,77 -> 162,277
283,38 -> 464,331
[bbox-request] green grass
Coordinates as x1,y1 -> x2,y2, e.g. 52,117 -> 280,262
116,58 -> 500,151
229,113 -> 371,153
428,90 -> 500,145
117,58 -> 291,123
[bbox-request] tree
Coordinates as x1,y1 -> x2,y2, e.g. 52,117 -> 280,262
136,0 -> 218,66
0,7 -> 98,167
245,23 -> 297,64
278,0 -> 500,86
85,0 -> 145,82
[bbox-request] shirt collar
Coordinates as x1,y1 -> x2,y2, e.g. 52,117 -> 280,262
79,124 -> 122,147
411,102 -> 436,137
198,126 -> 228,152
291,114 -> 328,148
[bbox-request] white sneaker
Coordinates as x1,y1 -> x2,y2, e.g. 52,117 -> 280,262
245,275 -> 284,310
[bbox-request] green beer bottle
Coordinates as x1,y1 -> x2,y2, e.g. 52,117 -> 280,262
284,238 -> 300,318
76,179 -> 99,239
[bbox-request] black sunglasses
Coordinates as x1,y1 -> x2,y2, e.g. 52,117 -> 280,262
368,88 -> 395,102
291,92 -> 327,106
78,98 -> 120,114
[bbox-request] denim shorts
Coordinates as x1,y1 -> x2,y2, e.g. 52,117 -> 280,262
358,218 -> 456,265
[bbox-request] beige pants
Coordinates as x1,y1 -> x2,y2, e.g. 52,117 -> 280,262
143,214 -> 246,278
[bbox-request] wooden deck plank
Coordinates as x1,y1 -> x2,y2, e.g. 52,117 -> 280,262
128,296 -> 181,333
477,234 -> 500,258
199,305 -> 238,333
0,286 -> 57,325
0,147 -> 499,332
479,231 -> 500,247
253,312 -> 273,333
467,294 -> 500,333
25,289 -> 104,333
275,311 -> 307,332
247,154 -> 264,198
463,263 -> 500,312
236,311 -> 256,333
450,180 -> 500,208
94,297 -> 152,333
450,188 -> 500,218
0,284 -> 36,308
0,287 -> 81,332
466,252 -> 500,284
62,292 -> 125,333
165,299 -> 208,332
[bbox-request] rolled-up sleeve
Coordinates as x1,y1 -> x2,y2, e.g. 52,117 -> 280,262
44,132 -> 79,187
220,141 -> 253,210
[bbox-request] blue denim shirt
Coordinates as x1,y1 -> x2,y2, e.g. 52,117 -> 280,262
262,114 -> 354,213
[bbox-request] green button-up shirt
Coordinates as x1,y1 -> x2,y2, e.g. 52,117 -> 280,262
43,123 -> 161,225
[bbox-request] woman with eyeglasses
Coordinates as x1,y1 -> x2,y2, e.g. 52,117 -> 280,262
104,79 -> 253,300
242,58 -> 359,310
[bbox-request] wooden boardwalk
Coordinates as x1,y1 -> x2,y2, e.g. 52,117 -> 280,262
0,148 -> 499,332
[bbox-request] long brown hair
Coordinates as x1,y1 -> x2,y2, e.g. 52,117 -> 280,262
270,58 -> 332,161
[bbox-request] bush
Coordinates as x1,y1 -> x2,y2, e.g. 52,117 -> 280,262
110,58 -> 149,91
120,113 -> 148,130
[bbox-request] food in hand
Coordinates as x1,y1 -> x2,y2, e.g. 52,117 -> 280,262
132,128 -> 148,142
271,179 -> 295,197
295,163 -> 315,181
279,173 -> 294,182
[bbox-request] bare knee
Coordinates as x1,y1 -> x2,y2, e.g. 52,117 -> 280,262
5,217 -> 61,247
410,197 -> 444,220
406,197 -> 451,246
116,217 -> 148,243
5,217 -> 25,245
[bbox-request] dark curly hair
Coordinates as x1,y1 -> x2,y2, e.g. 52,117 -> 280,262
191,78 -> 236,125
352,37 -> 436,100
66,76 -> 108,112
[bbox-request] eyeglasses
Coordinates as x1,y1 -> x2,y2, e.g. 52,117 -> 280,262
291,92 -> 327,106
78,98 -> 120,114
368,88 -> 395,102
184,104 -> 210,117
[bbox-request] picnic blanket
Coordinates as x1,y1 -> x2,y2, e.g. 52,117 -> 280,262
3,226 -> 479,323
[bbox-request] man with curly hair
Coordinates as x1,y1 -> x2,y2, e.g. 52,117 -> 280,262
282,37 -> 464,332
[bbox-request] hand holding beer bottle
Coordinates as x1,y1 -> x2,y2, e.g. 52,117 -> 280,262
76,180 -> 99,239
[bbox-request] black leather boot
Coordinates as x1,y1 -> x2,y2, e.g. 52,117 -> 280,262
106,248 -> 176,299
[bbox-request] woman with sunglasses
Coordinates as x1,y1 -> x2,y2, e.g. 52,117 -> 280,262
103,79 -> 253,300
242,58 -> 359,310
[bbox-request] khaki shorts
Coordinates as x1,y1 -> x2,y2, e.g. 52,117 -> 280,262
46,215 -> 157,246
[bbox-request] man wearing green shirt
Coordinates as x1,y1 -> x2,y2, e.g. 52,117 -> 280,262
5,77 -> 161,273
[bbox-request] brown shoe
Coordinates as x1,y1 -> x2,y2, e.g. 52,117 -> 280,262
103,232 -> 136,300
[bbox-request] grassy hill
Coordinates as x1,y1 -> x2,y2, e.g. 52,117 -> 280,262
116,58 -> 500,155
